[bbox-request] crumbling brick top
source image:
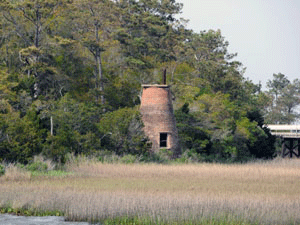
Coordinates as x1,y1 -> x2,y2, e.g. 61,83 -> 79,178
142,84 -> 169,88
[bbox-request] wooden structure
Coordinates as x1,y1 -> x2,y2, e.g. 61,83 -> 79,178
266,125 -> 300,158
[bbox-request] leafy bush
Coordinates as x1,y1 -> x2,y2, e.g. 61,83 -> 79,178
120,154 -> 138,164
0,164 -> 5,176
42,95 -> 103,163
175,104 -> 211,155
175,149 -> 204,163
0,108 -> 46,164
26,161 -> 48,172
140,149 -> 173,164
97,152 -> 120,164
97,107 -> 150,155
175,95 -> 276,162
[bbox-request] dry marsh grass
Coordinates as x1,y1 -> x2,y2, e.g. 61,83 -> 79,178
0,164 -> 31,181
1,159 -> 300,224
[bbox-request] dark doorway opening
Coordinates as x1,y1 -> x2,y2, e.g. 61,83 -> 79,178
160,133 -> 168,148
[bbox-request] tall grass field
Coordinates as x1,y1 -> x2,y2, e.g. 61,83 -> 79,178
1,159 -> 300,224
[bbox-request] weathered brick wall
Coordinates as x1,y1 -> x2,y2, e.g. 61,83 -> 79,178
140,85 -> 180,156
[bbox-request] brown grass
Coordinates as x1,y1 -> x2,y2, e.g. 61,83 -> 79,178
0,164 -> 31,181
1,159 -> 300,224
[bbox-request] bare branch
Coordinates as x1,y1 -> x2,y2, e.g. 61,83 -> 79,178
19,7 -> 36,24
3,12 -> 31,45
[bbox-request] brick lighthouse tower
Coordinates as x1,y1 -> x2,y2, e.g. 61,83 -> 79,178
140,74 -> 180,156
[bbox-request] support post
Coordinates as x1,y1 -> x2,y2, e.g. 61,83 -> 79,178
282,138 -> 300,158
282,139 -> 286,158
289,139 -> 294,158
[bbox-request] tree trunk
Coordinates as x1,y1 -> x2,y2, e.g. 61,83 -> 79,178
98,51 -> 105,105
35,8 -> 40,48
50,116 -> 53,136
33,8 -> 41,98
5,45 -> 10,73
95,24 -> 105,105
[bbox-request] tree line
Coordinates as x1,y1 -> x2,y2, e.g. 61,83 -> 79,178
0,0 -> 299,164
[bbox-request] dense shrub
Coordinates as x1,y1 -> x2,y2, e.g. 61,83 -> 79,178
42,95 -> 102,163
175,98 -> 276,162
97,107 -> 150,156
26,161 -> 48,172
120,154 -> 138,164
0,108 -> 46,164
0,164 -> 5,176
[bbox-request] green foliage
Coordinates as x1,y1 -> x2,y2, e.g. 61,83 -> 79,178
0,0 -> 278,164
246,109 -> 276,158
175,103 -> 211,154
265,74 -> 300,124
26,161 -> 48,172
120,154 -> 138,164
155,148 -> 176,162
0,206 -> 64,217
104,78 -> 140,110
97,107 -> 150,156
0,108 -> 46,164
0,164 -> 5,176
267,73 -> 290,99
43,126 -> 76,164
101,215 -> 254,225
176,92 -> 275,162
42,95 -> 102,162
